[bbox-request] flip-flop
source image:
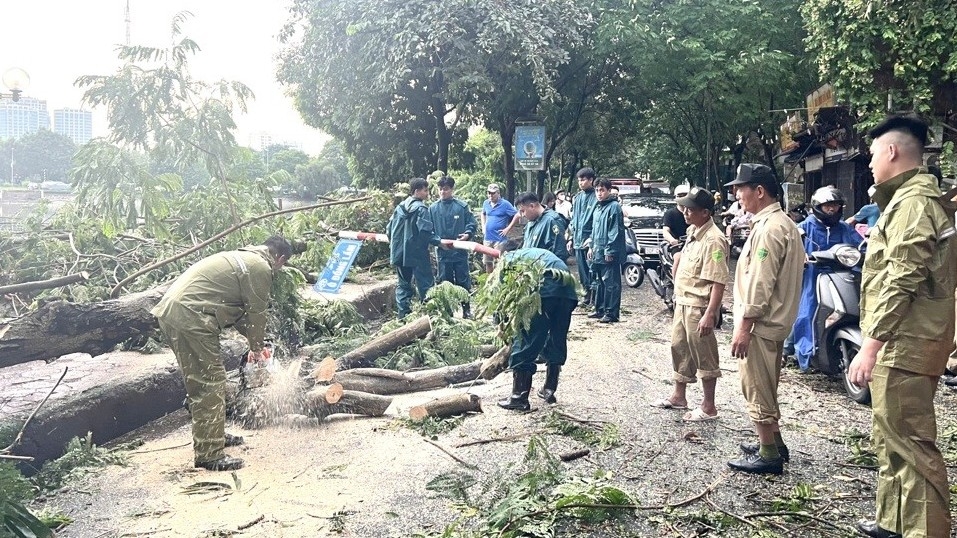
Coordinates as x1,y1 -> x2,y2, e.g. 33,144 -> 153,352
650,398 -> 688,410
682,408 -> 719,422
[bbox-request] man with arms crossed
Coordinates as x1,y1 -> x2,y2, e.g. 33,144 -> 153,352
725,164 -> 804,475
848,115 -> 956,538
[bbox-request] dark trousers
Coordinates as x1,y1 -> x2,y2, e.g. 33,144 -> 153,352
574,248 -> 591,295
436,259 -> 471,291
591,260 -> 622,320
508,297 -> 576,373
395,263 -> 434,318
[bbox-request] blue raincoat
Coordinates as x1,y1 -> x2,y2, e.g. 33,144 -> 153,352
793,214 -> 861,370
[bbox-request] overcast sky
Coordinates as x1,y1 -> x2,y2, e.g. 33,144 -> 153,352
1,0 -> 329,153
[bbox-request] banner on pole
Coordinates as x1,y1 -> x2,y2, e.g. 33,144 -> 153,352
314,239 -> 363,294
515,125 -> 546,171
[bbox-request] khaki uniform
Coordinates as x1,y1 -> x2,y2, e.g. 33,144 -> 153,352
151,246 -> 276,464
861,169 -> 957,538
671,219 -> 729,382
733,203 -> 803,423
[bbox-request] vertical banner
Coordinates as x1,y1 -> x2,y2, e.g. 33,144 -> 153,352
514,125 -> 546,171
314,239 -> 363,294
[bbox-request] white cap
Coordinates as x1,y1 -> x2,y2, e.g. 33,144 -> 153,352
674,184 -> 691,196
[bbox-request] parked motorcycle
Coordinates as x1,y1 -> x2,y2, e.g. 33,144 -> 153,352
808,242 -> 868,404
646,240 -> 682,310
728,224 -> 750,258
622,227 -> 645,288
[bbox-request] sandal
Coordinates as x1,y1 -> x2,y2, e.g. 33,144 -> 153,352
682,408 -> 719,422
649,398 -> 688,410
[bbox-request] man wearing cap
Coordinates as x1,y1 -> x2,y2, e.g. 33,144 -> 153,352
725,163 -> 804,475
651,187 -> 728,421
847,115 -> 956,538
663,184 -> 691,246
430,175 -> 478,318
567,168 -> 599,306
388,178 -> 443,318
516,191 -> 569,260
481,183 -> 521,273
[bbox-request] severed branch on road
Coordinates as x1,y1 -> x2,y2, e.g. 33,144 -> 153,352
0,272 -> 90,295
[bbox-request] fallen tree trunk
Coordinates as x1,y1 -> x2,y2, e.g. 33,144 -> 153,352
306,387 -> 393,419
0,272 -> 90,295
331,361 -> 483,395
479,345 -> 510,380
0,286 -> 167,368
409,393 -> 482,421
334,315 -> 431,371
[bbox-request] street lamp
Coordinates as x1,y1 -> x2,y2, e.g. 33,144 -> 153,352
1,67 -> 30,102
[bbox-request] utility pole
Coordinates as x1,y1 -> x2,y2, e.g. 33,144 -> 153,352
125,0 -> 131,46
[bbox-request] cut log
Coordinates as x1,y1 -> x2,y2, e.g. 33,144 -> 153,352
331,361 -> 482,395
0,272 -> 90,295
310,356 -> 338,382
559,448 -> 591,462
0,286 -> 168,368
477,344 -> 500,358
479,345 -> 510,380
305,388 -> 392,419
333,315 -> 431,370
409,393 -> 482,421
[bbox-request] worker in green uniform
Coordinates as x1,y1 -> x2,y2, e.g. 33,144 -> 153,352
429,175 -> 478,318
567,168 -> 598,307
496,247 -> 578,410
587,178 -> 625,323
515,191 -> 568,260
388,178 -> 443,318
848,115 -> 957,538
725,164 -> 804,475
151,236 -> 293,471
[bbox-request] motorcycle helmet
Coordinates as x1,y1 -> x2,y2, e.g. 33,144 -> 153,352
810,186 -> 845,226
674,184 -> 691,197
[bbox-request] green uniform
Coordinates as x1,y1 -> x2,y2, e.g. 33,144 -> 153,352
430,198 -> 477,293
502,248 -> 577,372
733,203 -> 804,424
569,188 -> 598,290
388,196 -> 441,317
523,208 -> 569,259
861,168 -> 957,537
151,246 -> 277,465
589,198 -> 625,320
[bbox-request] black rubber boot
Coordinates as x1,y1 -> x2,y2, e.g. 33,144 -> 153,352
462,303 -> 471,320
537,365 -> 561,404
497,370 -> 533,411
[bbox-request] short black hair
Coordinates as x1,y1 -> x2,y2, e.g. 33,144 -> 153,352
409,177 -> 429,194
264,236 -> 293,259
594,178 -> 613,190
868,113 -> 929,146
437,175 -> 455,189
515,192 -> 540,205
541,192 -> 557,206
576,167 -> 596,179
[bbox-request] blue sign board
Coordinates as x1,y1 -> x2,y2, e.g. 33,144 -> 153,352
514,125 -> 546,171
314,239 -> 363,294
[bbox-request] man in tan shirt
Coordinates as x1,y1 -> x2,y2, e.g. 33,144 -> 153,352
651,187 -> 729,422
725,164 -> 804,475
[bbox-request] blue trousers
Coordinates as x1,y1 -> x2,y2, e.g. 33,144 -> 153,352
591,260 -> 622,320
509,297 -> 576,373
395,264 -> 434,318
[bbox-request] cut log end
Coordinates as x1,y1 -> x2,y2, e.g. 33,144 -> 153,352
311,356 -> 337,383
409,392 -> 482,421
324,382 -> 344,404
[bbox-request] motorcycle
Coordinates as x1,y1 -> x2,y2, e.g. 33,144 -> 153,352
728,224 -> 750,258
808,242 -> 868,404
622,227 -> 646,288
646,240 -> 682,310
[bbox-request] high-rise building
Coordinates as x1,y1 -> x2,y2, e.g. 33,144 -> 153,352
53,108 -> 93,145
0,97 -> 50,140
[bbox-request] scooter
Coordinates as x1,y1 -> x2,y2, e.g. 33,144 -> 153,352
808,242 -> 868,404
646,240 -> 682,311
622,227 -> 646,288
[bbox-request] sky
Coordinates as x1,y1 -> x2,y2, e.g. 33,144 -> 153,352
1,0 -> 330,154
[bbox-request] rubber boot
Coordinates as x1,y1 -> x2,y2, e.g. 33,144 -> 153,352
462,303 -> 471,320
497,370 -> 533,411
537,365 -> 561,404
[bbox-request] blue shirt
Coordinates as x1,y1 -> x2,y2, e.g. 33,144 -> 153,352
852,203 -> 880,227
482,199 -> 517,242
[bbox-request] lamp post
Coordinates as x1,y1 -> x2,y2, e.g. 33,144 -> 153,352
1,68 -> 30,102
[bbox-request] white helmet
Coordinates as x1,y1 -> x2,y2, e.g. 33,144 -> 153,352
674,184 -> 691,197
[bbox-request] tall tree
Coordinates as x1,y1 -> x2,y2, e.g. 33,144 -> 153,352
277,0 -> 591,192
0,130 -> 77,183
802,0 -> 957,125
